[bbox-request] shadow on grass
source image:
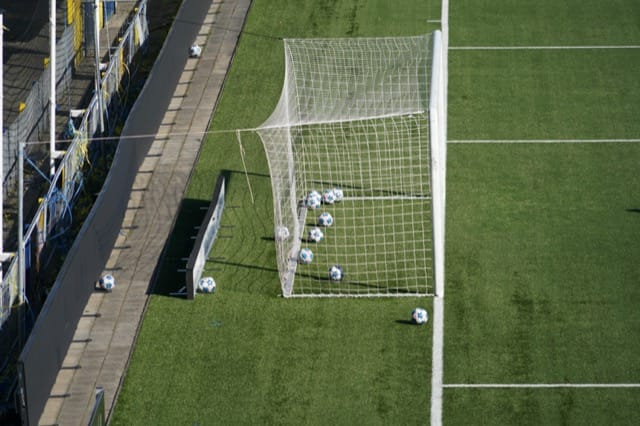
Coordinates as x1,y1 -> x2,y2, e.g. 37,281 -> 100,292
626,208 -> 640,214
147,196 -> 211,296
148,169 -> 277,298
395,319 -> 419,326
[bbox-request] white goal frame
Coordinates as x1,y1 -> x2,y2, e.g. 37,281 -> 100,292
256,32 -> 446,298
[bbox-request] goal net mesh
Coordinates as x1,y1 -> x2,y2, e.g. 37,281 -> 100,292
256,34 -> 444,297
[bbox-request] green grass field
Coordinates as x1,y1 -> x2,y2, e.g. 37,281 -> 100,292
111,0 -> 640,424
111,1 -> 439,425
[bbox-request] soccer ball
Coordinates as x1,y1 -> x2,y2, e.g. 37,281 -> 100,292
329,265 -> 344,281
98,274 -> 116,292
332,188 -> 344,202
198,276 -> 216,293
307,190 -> 321,201
189,43 -> 202,58
307,227 -> 324,243
275,225 -> 290,241
411,308 -> 429,325
322,189 -> 336,204
317,212 -> 334,227
306,193 -> 322,210
298,248 -> 314,264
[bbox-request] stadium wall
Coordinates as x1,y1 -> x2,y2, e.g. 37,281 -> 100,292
16,0 -> 213,423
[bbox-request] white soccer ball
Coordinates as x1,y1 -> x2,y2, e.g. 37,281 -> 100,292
317,212 -> 334,227
99,274 -> 116,292
189,43 -> 202,58
307,227 -> 324,243
306,193 -> 322,210
332,188 -> 344,202
411,307 -> 429,325
322,189 -> 336,204
275,225 -> 290,241
298,248 -> 314,264
198,276 -> 216,293
328,265 -> 344,281
307,190 -> 321,200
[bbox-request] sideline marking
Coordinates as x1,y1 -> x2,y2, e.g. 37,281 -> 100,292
431,297 -> 444,425
451,45 -> 640,50
430,0 -> 448,424
444,383 -> 640,388
449,139 -> 640,144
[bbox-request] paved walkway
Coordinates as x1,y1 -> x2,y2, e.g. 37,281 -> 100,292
39,0 -> 252,424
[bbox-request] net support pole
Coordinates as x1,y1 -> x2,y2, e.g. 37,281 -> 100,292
429,30 -> 446,298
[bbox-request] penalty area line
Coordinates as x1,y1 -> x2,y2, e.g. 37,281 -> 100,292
450,45 -> 640,50
448,139 -> 640,144
444,383 -> 640,389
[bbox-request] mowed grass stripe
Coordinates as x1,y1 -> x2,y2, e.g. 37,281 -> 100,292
450,0 -> 640,47
448,48 -> 640,141
444,141 -> 640,409
445,387 -> 640,425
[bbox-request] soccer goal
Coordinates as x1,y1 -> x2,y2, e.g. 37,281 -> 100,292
256,32 -> 446,298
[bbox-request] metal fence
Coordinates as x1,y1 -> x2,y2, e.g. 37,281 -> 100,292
2,15 -> 76,193
0,1 -> 148,329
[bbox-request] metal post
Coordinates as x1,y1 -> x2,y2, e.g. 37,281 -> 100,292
18,143 -> 25,305
50,0 -> 57,177
0,14 -> 12,278
1,13 -> 4,279
95,0 -> 104,133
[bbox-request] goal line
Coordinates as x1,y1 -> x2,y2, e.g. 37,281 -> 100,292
444,383 -> 640,389
449,138 -> 640,144
342,195 -> 431,201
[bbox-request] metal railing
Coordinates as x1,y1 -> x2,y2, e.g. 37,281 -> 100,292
0,0 -> 148,329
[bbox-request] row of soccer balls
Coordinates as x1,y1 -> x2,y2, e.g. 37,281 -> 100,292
306,211 -> 333,245
103,273 -> 427,324
300,190 -> 341,279
305,188 -> 344,210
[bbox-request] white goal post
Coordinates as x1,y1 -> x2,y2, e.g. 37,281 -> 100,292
256,32 -> 446,298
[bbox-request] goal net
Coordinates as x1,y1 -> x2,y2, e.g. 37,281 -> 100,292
256,32 -> 446,298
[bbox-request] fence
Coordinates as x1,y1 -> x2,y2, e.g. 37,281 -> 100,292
186,175 -> 226,300
2,10 -> 76,193
0,1 -> 148,333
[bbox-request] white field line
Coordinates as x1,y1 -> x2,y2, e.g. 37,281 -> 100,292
450,45 -> 640,50
444,383 -> 640,388
431,296 -> 445,426
430,0 -> 448,423
448,139 -> 640,144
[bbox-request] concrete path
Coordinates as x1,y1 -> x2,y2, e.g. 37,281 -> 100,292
39,0 -> 252,424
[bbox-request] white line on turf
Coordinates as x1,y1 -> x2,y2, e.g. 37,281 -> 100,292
444,383 -> 640,388
450,45 -> 640,50
448,139 -> 640,144
431,296 -> 445,426
430,0 -> 448,424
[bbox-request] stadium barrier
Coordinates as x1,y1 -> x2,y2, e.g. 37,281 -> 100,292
13,3 -> 153,424
186,175 -> 226,300
16,0 -> 212,422
0,1 -> 149,330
